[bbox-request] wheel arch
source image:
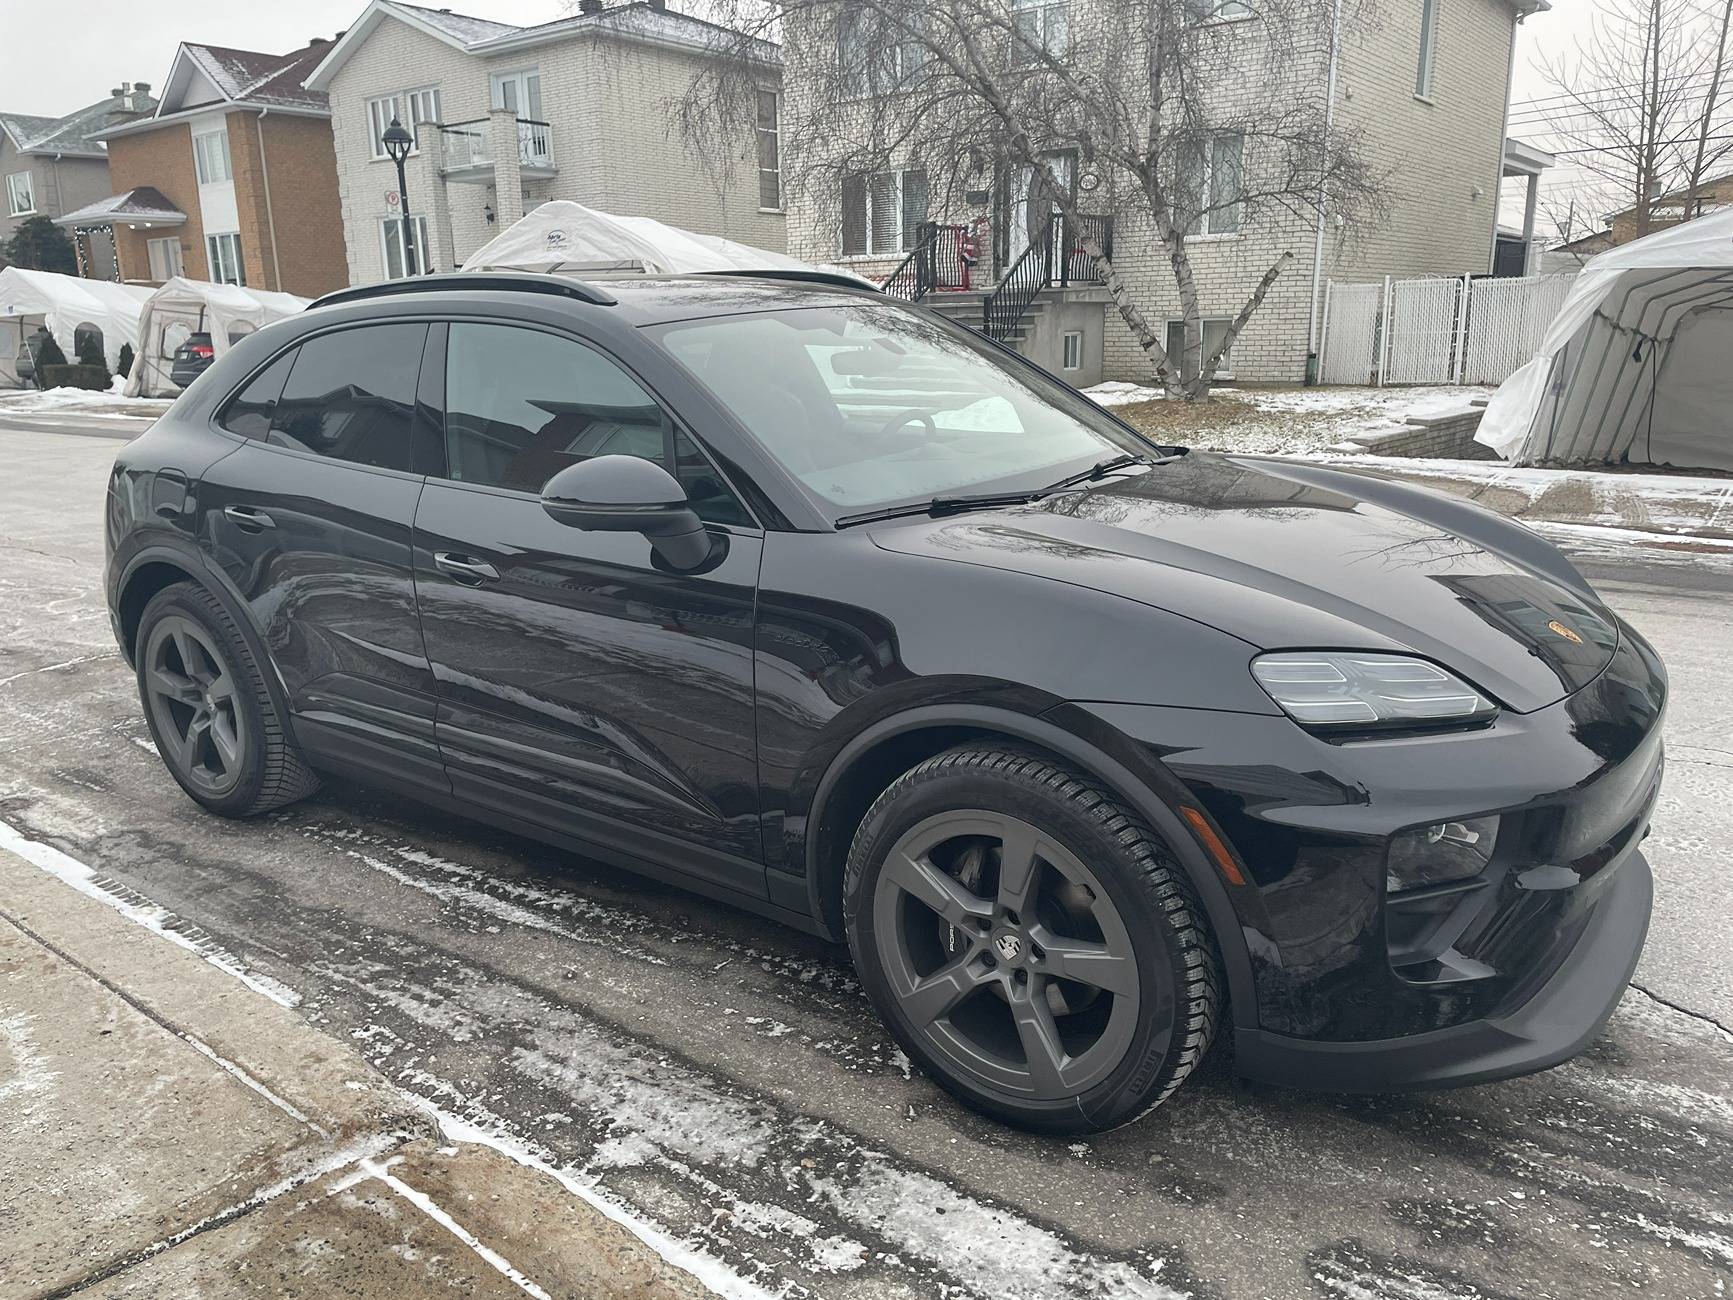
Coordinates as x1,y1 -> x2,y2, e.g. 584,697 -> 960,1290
800,704 -> 1258,1029
116,544 -> 297,734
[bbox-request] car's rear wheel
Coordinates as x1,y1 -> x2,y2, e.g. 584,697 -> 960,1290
844,746 -> 1222,1133
136,583 -> 320,817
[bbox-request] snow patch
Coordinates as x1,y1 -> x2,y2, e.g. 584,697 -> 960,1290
0,1011 -> 59,1105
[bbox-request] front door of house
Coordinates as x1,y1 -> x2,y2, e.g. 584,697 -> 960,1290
1005,151 -> 1075,266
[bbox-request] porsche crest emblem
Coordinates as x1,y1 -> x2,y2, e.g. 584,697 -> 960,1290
1547,619 -> 1584,645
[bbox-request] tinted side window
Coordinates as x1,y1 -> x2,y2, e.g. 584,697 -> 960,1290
444,323 -> 749,526
268,324 -> 427,472
219,351 -> 294,438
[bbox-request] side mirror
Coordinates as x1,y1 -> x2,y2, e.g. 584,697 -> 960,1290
540,454 -> 715,571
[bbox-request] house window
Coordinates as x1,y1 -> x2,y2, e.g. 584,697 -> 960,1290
1183,132 -> 1244,235
206,232 -> 245,285
146,236 -> 184,281
756,90 -> 781,210
1061,330 -> 1083,371
1165,318 -> 1235,376
838,11 -> 925,95
1187,0 -> 1253,19
193,129 -> 232,184
841,169 -> 928,257
5,171 -> 33,216
1011,0 -> 1068,62
380,215 -> 431,278
1416,0 -> 1438,98
367,90 -> 443,158
406,88 -> 441,146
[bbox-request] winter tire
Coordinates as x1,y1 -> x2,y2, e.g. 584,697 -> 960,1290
135,582 -> 321,817
844,745 -> 1223,1133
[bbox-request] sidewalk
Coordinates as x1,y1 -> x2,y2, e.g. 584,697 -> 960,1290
0,840 -> 713,1300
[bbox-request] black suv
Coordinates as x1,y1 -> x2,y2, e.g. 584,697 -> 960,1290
169,331 -> 217,389
105,273 -> 1665,1132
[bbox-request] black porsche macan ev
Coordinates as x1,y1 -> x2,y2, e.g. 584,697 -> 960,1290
105,272 -> 1665,1132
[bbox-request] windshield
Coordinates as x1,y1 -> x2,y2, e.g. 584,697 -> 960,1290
652,303 -> 1150,515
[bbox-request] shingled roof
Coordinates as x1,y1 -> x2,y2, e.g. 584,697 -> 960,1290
178,41 -> 330,112
0,86 -> 159,159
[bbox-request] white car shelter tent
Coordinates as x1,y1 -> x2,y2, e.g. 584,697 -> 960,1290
460,200 -> 876,287
127,277 -> 309,397
0,268 -> 151,387
1479,207 -> 1733,470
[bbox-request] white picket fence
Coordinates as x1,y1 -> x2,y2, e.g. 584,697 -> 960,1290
1319,272 -> 1575,387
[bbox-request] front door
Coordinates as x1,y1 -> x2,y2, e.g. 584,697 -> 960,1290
411,320 -> 767,897
1005,151 -> 1075,265
195,321 -> 446,793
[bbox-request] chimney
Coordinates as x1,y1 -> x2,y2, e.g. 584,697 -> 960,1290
106,83 -> 150,127
648,0 -> 666,8
578,0 -> 603,12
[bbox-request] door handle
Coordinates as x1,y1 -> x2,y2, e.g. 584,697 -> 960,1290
223,505 -> 275,531
434,552 -> 500,584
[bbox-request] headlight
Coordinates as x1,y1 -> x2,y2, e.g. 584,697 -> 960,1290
1387,816 -> 1499,892
1250,652 -> 1496,729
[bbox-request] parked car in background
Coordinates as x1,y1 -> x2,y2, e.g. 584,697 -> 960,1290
169,332 -> 215,388
105,272 -> 1666,1133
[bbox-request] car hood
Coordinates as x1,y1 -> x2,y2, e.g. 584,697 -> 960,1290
868,452 -> 1619,713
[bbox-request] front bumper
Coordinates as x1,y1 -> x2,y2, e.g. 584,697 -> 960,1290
1074,613 -> 1666,1084
1234,847 -> 1652,1091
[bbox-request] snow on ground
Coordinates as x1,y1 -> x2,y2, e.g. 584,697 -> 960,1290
1084,382 -> 1497,456
0,386 -> 172,419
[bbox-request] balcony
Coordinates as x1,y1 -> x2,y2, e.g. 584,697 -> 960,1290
438,117 -> 556,183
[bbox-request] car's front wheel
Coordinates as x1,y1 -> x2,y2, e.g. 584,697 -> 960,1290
844,746 -> 1222,1132
135,582 -> 321,817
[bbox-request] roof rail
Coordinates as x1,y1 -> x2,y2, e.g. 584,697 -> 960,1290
698,268 -> 881,294
311,272 -> 618,310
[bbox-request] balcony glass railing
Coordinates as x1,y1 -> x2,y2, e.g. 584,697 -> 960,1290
438,118 -> 554,173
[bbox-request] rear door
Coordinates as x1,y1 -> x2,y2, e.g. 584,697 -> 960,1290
196,321 -> 448,794
411,318 -> 767,896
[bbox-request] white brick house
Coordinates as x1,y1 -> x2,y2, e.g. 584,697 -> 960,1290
305,0 -> 785,285
781,0 -> 1548,386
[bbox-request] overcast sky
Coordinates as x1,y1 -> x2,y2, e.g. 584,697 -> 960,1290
2,0 -> 1599,119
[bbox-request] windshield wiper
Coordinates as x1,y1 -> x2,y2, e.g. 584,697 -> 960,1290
835,490 -> 1038,529
1040,452 -> 1154,496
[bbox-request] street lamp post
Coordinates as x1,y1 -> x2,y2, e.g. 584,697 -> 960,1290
381,116 -> 419,276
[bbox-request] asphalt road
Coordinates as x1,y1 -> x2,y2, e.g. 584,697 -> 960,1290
2,421 -> 1729,1300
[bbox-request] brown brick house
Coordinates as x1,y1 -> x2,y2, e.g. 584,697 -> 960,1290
56,40 -> 346,296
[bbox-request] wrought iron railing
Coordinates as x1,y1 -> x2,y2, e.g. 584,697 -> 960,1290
881,223 -> 974,301
438,117 -> 555,173
981,213 -> 1112,340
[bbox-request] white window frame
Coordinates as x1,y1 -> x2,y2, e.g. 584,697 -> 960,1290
1188,0 -> 1253,20
367,89 -> 442,160
379,214 -> 431,279
841,169 -> 927,258
1416,0 -> 1439,99
193,129 -> 232,184
1186,132 -> 1244,237
1061,330 -> 1083,371
838,12 -> 925,96
146,236 -> 184,281
5,170 -> 34,216
1011,0 -> 1068,63
206,232 -> 245,286
756,89 -> 781,211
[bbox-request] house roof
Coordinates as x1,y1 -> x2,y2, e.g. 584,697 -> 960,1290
98,39 -> 332,140
53,186 -> 187,227
0,87 -> 160,159
303,0 -> 777,92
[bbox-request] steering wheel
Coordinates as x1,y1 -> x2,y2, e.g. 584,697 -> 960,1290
879,409 -> 937,440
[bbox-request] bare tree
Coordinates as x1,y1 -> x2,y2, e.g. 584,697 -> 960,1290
1534,0 -> 1733,238
678,0 -> 1386,399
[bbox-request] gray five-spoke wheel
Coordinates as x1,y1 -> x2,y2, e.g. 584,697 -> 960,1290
872,810 -> 1143,1101
142,614 -> 246,796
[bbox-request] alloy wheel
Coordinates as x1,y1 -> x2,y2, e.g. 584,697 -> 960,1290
142,615 -> 247,796
871,810 -> 1150,1101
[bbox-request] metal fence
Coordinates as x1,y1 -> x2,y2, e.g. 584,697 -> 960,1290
1319,272 -> 1575,387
